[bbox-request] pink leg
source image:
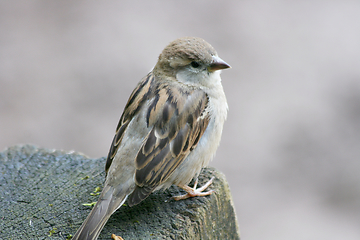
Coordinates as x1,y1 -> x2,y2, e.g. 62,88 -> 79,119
173,177 -> 215,201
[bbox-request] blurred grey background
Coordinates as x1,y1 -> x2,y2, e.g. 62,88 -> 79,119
1,1 -> 360,239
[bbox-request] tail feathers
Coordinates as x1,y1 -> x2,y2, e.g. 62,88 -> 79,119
127,185 -> 153,207
72,186 -> 127,240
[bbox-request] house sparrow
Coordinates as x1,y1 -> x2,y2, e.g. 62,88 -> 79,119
72,37 -> 230,240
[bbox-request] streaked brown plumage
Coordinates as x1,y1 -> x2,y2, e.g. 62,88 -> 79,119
72,37 -> 230,240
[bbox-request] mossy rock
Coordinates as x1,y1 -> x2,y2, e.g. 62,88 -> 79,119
0,145 -> 240,239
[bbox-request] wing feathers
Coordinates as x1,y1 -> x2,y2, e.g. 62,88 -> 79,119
130,77 -> 210,205
171,124 -> 189,157
105,72 -> 210,206
105,73 -> 155,174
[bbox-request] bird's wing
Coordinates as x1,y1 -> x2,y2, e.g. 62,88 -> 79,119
128,78 -> 210,206
105,72 -> 155,174
104,72 -> 210,206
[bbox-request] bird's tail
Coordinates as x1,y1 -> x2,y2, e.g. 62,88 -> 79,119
72,185 -> 128,240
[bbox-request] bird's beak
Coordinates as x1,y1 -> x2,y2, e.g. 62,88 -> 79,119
208,56 -> 231,72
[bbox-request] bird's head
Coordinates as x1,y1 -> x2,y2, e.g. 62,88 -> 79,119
154,37 -> 230,87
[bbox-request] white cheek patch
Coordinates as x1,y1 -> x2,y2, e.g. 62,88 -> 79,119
175,67 -> 223,89
176,70 -> 196,85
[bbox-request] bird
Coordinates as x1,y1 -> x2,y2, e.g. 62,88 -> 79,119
72,37 -> 230,240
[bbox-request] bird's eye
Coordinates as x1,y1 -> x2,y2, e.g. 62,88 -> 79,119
190,61 -> 200,68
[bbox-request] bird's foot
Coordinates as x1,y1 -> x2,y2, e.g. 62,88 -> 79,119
173,176 -> 215,201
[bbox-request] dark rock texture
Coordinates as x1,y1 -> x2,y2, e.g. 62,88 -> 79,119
0,145 -> 240,239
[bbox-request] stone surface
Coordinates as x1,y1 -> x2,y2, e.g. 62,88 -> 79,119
0,145 -> 240,239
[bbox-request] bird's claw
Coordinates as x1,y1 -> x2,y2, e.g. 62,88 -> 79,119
173,176 -> 215,201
